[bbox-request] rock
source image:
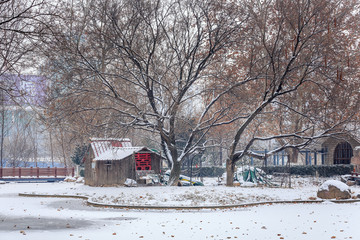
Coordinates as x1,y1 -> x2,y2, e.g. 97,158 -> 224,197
340,175 -> 351,183
233,181 -> 241,187
346,180 -> 356,186
0,181 -> 6,184
124,178 -> 137,187
317,180 -> 351,200
75,177 -> 84,183
64,177 -> 77,182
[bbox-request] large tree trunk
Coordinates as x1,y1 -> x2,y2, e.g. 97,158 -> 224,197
168,160 -> 181,186
226,158 -> 236,186
289,148 -> 299,163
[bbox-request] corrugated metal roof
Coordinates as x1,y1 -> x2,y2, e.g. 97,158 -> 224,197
90,138 -> 131,143
94,146 -> 147,161
90,139 -> 132,158
89,138 -> 154,161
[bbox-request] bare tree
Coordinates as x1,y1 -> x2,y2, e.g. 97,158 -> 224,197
2,108 -> 37,167
42,0 -> 247,185
0,0 -> 54,76
41,0 -> 360,187
0,0 -> 59,167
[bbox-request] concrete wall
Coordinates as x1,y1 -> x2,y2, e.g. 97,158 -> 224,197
352,147 -> 360,171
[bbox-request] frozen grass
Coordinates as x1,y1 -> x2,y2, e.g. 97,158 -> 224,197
16,176 -> 360,207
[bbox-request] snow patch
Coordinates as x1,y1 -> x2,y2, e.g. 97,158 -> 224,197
124,178 -> 137,187
64,177 -> 77,182
319,180 -> 350,192
75,177 -> 84,183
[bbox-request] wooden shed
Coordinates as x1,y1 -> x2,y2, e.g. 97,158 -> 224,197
83,138 -> 162,186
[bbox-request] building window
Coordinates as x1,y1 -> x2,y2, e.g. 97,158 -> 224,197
105,161 -> 112,170
334,142 -> 353,164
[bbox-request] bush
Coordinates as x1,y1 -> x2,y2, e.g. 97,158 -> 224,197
71,144 -> 88,166
261,164 -> 354,177
161,167 -> 225,177
315,165 -> 354,177
80,169 -> 85,177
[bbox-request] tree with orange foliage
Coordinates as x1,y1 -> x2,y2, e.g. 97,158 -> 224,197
223,0 -> 360,186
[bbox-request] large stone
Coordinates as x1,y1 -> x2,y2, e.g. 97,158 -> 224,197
317,180 -> 351,200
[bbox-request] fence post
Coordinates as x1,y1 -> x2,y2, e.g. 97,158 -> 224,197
37,167 -> 39,178
264,149 -> 268,168
0,167 -> 2,178
48,166 -> 50,177
12,167 -> 15,177
273,155 -> 276,165
72,167 -> 75,177
19,167 -> 21,178
55,167 -> 57,178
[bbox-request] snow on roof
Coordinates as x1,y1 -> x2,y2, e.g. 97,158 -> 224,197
89,138 -> 159,161
94,146 -> 148,161
90,138 -> 132,158
90,138 -> 131,143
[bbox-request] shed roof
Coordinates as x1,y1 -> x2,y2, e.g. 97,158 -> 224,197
89,138 -> 157,161
94,146 -> 150,161
90,137 -> 131,143
90,138 -> 132,158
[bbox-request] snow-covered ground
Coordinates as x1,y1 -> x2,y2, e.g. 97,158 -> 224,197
1,177 -> 360,239
14,177 -> 360,207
